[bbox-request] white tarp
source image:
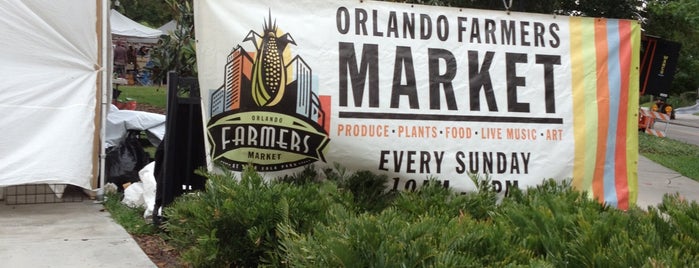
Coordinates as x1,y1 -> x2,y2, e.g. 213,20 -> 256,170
0,0 -> 107,189
105,105 -> 165,148
110,9 -> 162,43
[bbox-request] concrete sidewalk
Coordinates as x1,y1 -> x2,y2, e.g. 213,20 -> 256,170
636,112 -> 699,207
0,200 -> 156,268
637,155 -> 699,208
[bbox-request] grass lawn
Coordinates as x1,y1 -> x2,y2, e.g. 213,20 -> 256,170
115,85 -> 167,108
103,192 -> 158,235
639,132 -> 699,181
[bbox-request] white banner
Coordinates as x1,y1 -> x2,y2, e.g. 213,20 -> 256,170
195,0 -> 639,207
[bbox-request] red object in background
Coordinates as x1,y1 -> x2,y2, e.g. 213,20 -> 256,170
123,100 -> 137,110
112,99 -> 137,110
638,111 -> 653,130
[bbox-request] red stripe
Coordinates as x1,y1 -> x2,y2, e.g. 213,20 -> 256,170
640,39 -> 656,96
319,96 -> 332,134
593,19 -> 609,202
614,20 -> 631,210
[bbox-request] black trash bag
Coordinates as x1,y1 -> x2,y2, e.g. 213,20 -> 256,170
105,130 -> 151,191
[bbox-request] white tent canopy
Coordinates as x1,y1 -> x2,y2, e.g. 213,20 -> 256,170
158,20 -> 177,35
0,0 -> 111,189
110,9 -> 162,43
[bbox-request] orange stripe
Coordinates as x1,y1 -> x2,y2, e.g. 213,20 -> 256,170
593,19 -> 609,202
319,95 -> 332,134
614,20 -> 631,210
649,129 -> 665,138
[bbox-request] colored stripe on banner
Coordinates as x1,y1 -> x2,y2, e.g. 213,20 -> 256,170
570,17 -> 638,209
570,17 -> 585,192
593,18 -> 610,204
571,17 -> 599,199
614,20 -> 636,210
603,19 -> 621,208
627,27 -> 640,205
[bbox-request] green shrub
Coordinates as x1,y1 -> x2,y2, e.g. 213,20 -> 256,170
277,207 -> 487,267
679,90 -> 697,102
495,180 -> 622,266
668,93 -> 697,109
641,91 -> 697,109
654,193 -> 699,265
324,164 -> 397,214
391,175 -> 498,221
163,166 -> 338,267
277,176 -> 517,267
274,164 -> 322,185
162,167 -> 699,267
278,177 -> 699,267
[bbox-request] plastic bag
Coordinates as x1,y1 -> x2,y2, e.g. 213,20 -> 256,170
139,162 -> 157,219
105,130 -> 150,190
122,182 -> 145,208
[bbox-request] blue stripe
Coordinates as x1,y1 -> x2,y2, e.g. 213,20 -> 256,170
603,21 -> 621,207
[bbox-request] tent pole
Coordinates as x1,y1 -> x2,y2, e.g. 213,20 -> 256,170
99,0 -> 111,189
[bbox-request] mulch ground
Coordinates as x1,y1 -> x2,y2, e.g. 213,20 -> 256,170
134,103 -> 166,115
132,234 -> 184,267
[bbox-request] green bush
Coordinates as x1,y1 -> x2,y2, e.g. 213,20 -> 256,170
332,169 -> 397,214
391,175 -> 498,221
641,91 -> 697,110
278,178 -> 699,267
276,177 -> 519,267
163,166 -> 339,267
163,167 -> 699,267
667,92 -> 698,109
679,90 -> 698,102
278,207 -> 488,267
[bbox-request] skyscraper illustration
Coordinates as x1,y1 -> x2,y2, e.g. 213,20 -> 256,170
210,46 -> 249,117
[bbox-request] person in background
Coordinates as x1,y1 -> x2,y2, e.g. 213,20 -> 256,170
113,40 -> 128,78
127,45 -> 138,71
137,45 -> 149,57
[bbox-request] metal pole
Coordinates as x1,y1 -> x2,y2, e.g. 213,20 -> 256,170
99,0 -> 111,189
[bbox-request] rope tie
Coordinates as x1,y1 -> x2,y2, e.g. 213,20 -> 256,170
503,0 -> 513,14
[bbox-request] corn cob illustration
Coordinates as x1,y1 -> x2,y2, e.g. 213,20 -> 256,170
248,12 -> 295,107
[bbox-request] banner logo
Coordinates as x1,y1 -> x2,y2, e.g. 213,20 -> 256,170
207,11 -> 331,171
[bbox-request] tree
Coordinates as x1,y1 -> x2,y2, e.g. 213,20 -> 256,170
111,0 -> 171,27
393,0 -> 643,19
557,0 -> 643,19
150,0 -> 196,83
